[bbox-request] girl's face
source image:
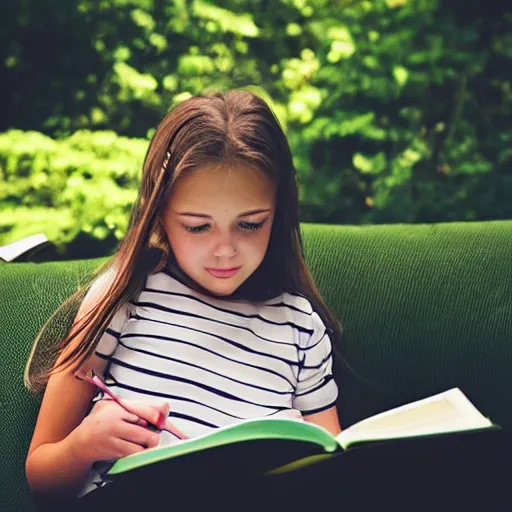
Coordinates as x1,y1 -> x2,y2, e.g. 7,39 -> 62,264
161,164 -> 276,296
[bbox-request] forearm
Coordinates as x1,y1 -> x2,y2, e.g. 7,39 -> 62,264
25,429 -> 92,499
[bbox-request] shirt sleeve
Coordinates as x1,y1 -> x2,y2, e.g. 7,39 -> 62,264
292,310 -> 339,415
94,303 -> 131,358
80,268 -> 131,358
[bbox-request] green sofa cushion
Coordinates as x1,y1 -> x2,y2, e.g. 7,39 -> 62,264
303,221 -> 512,428
0,259 -> 101,512
1,221 -> 512,511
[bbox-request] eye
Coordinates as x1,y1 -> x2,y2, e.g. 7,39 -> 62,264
184,224 -> 211,234
239,220 -> 265,232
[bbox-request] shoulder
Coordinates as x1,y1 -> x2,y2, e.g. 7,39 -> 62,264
80,265 -> 134,324
264,291 -> 314,316
264,292 -> 326,339
80,266 -> 117,315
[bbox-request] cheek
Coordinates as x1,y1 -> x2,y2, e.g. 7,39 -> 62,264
173,236 -> 205,260
244,227 -> 272,257
167,227 -> 199,261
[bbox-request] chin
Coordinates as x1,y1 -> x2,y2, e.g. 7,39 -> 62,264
209,289 -> 236,297
199,274 -> 248,297
204,282 -> 241,297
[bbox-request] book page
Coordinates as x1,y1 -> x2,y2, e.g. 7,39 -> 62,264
338,388 -> 494,450
0,233 -> 49,262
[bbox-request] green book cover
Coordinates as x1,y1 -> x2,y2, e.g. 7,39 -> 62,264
108,418 -> 339,478
107,387 -> 497,480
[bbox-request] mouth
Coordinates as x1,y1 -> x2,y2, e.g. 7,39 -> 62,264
205,267 -> 241,279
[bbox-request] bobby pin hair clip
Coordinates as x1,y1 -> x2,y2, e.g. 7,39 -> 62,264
160,150 -> 172,175
75,369 -> 189,440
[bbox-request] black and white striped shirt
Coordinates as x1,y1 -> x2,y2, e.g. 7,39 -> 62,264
80,268 -> 338,495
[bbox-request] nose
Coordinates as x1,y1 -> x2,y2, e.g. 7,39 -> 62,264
213,233 -> 237,259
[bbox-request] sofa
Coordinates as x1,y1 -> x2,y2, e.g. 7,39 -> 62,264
2,221 -> 512,511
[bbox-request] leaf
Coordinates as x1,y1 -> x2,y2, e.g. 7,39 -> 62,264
353,153 -> 373,173
113,62 -> 158,94
385,0 -> 408,7
130,8 -> 155,31
178,55 -> 215,75
192,1 -> 259,37
393,65 -> 409,86
326,25 -> 356,61
149,33 -> 168,52
286,23 -> 302,36
162,75 -> 179,91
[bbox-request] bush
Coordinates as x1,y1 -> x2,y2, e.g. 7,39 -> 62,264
0,130 -> 146,256
1,0 -> 511,257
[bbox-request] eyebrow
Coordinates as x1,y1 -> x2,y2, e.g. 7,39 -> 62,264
176,208 -> 271,219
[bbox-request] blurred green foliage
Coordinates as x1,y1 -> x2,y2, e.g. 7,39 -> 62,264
0,130 -> 144,255
0,0 -> 511,256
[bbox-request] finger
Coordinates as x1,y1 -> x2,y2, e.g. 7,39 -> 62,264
123,413 -> 148,428
92,400 -> 148,429
117,423 -> 161,449
112,438 -> 147,458
135,417 -> 148,427
93,399 -> 139,422
119,400 -> 170,428
163,417 -> 189,439
95,398 -> 155,428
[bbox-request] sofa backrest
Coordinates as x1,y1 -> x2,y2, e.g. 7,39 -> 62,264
1,258 -> 99,512
2,220 -> 512,511
303,221 -> 512,430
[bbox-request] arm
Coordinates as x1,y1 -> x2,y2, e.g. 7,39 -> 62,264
25,355 -> 107,497
26,273 -> 114,497
25,274 -> 161,499
303,406 -> 342,436
293,310 -> 341,436
26,359 -> 163,498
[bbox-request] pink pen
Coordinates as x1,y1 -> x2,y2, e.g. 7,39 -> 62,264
75,369 -> 189,440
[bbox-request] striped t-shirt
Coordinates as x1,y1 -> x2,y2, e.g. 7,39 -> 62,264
79,268 -> 338,496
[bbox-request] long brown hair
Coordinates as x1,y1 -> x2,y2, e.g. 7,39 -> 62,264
25,89 -> 341,393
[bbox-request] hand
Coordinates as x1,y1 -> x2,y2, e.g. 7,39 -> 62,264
70,399 -> 169,465
272,409 -> 304,421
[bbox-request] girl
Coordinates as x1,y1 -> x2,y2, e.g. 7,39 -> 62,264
25,90 -> 342,508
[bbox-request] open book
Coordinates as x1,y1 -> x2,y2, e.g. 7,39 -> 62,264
0,233 -> 51,262
106,388 -> 498,482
